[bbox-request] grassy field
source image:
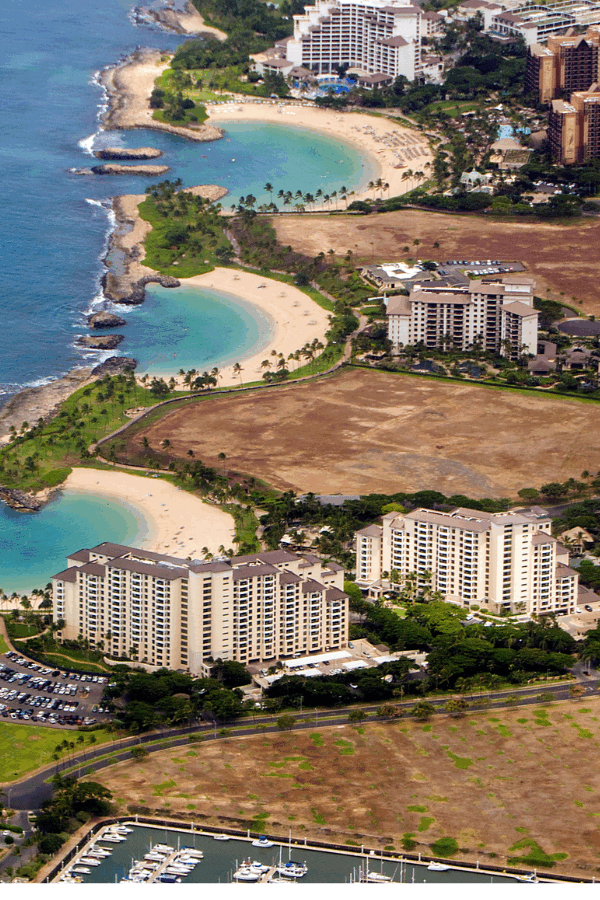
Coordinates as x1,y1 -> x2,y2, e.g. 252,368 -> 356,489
131,367 -> 600,498
273,210 -> 600,316
97,697 -> 600,877
0,725 -> 113,784
0,634 -> 8,654
0,373 -> 185,494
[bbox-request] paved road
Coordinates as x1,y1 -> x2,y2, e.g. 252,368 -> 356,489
4,676 -> 598,813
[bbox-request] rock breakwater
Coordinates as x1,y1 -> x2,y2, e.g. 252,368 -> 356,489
76,334 -> 124,350
93,147 -> 162,160
90,163 -> 170,176
88,311 -> 127,329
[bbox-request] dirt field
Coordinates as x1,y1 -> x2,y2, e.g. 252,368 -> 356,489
137,368 -> 600,498
98,698 -> 600,878
273,211 -> 600,316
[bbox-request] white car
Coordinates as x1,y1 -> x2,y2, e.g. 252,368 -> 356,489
576,608 -> 583,614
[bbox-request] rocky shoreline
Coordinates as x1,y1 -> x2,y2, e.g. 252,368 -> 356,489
130,1 -> 227,40
99,48 -> 223,143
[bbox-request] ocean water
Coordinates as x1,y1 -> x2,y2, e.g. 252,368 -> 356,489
0,490 -> 149,593
0,0 -> 374,399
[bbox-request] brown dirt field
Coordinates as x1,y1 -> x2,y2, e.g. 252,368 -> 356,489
98,698 -> 600,878
273,211 -> 600,316
138,368 -> 600,498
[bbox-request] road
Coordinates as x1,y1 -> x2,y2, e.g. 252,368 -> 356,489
3,675 -> 598,813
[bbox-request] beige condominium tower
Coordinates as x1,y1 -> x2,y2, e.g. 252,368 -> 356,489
53,544 -> 349,675
356,507 -> 578,616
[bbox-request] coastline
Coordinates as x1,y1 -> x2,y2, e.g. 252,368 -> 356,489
63,468 -> 236,557
100,48 -> 223,143
132,1 -> 227,40
206,101 -> 432,203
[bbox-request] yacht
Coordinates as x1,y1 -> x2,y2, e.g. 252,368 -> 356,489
364,871 -> 392,882
427,862 -> 451,872
71,866 -> 91,875
250,860 -> 270,873
277,861 -> 308,878
182,847 -> 204,857
79,857 -> 102,866
252,835 -> 274,848
234,866 -> 260,882
213,834 -> 231,842
154,844 -> 175,852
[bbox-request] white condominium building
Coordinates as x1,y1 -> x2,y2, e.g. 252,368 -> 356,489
255,0 -> 424,81
356,507 -> 578,615
52,544 -> 348,675
386,276 -> 538,358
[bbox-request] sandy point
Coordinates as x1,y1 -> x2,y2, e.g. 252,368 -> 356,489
206,101 -> 433,202
63,467 -> 235,558
158,268 -> 331,388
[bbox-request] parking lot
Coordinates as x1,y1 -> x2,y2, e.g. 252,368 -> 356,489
0,651 -> 112,729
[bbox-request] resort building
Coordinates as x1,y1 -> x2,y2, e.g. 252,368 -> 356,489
52,544 -> 349,675
355,507 -> 578,616
385,275 -> 538,358
526,27 -> 600,103
253,0 -> 425,83
548,82 -> 600,163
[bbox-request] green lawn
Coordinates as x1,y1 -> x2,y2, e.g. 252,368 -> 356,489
0,724 -> 113,783
0,634 -> 8,654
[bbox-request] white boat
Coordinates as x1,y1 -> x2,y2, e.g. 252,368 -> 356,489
277,861 -> 308,878
79,857 -> 102,866
515,873 -> 539,883
100,834 -> 127,843
154,843 -> 174,852
213,834 -> 231,842
109,825 -> 134,834
234,867 -> 260,882
250,860 -> 270,873
427,862 -> 451,872
182,847 -> 204,857
71,866 -> 91,875
90,846 -> 111,856
252,835 -> 274,848
365,871 -> 392,882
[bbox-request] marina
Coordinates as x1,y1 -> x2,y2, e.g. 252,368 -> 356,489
53,822 -> 521,884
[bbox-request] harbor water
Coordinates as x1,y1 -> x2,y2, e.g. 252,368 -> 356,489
64,824 -> 516,884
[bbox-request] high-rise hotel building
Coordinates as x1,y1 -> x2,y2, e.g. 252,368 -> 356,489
356,507 -> 578,616
254,0 -> 425,82
386,276 -> 538,359
52,544 -> 349,674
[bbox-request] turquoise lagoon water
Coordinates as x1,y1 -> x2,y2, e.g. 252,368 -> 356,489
0,491 -> 149,594
121,283 -> 272,376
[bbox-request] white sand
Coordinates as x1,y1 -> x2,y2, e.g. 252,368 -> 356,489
163,268 -> 331,387
63,468 -> 235,558
207,101 -> 433,203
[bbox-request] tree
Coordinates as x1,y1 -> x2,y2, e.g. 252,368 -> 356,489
410,701 -> 436,721
277,714 -> 297,730
348,708 -> 367,723
232,362 -> 243,386
444,698 -> 469,718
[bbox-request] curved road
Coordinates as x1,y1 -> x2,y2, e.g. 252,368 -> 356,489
4,675 -> 598,811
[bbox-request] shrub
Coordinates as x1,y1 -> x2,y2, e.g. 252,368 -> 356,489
430,837 -> 459,857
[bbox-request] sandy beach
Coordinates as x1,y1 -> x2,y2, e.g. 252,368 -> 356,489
167,269 -> 332,387
64,467 -> 235,557
101,49 -> 223,142
207,101 -> 433,202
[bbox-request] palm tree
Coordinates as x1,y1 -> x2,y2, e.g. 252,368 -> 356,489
232,362 -> 243,386
211,366 -> 222,387
340,185 -> 348,208
264,182 -> 274,204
